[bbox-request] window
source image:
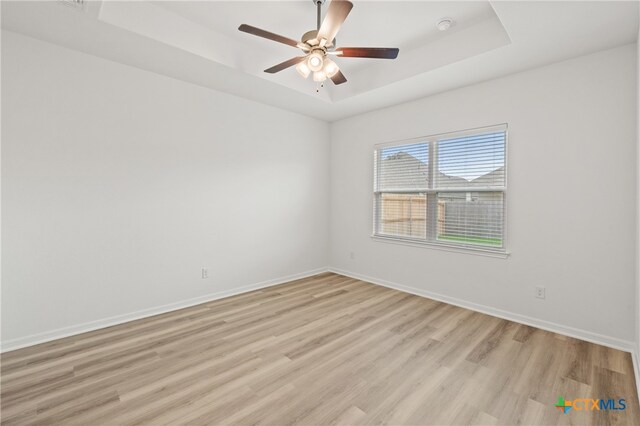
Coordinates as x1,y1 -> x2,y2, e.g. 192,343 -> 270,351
373,125 -> 507,253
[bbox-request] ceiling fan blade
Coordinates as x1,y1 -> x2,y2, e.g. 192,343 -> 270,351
238,24 -> 299,48
317,0 -> 353,45
337,47 -> 399,59
330,70 -> 347,85
264,56 -> 307,74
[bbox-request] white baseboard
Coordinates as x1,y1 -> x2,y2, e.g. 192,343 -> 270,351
329,267 -> 636,354
633,350 -> 640,406
3,265 -> 636,366
0,267 -> 328,353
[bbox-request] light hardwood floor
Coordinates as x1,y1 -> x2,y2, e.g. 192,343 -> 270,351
1,273 -> 638,425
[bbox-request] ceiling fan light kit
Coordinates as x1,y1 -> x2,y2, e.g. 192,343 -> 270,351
238,0 -> 400,87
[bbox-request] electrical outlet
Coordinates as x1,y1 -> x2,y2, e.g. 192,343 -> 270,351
535,286 -> 545,299
349,251 -> 355,260
201,268 -> 209,279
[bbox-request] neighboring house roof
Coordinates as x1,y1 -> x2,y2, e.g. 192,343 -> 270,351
378,152 -> 428,189
436,171 -> 469,188
470,166 -> 505,186
379,152 -> 503,190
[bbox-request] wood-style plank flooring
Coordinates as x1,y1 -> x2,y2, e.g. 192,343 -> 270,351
1,273 -> 638,425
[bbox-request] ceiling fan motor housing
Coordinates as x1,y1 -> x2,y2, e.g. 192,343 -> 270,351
302,30 -> 319,45
301,31 -> 335,51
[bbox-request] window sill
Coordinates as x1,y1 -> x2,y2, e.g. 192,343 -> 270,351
371,235 -> 510,259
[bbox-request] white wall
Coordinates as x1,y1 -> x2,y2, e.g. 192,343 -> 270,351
2,30 -> 638,354
636,23 -> 640,367
330,44 -> 638,347
1,31 -> 330,349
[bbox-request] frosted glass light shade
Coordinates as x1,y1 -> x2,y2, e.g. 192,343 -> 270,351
313,70 -> 327,82
296,61 -> 311,78
307,52 -> 324,72
323,59 -> 339,78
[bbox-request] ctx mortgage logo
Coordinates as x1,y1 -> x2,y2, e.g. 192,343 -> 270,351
555,396 -> 626,414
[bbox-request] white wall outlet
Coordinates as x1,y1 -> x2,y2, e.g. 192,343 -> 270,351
201,268 -> 209,279
349,251 -> 355,260
535,286 -> 545,299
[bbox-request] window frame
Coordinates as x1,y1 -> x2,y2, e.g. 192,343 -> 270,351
372,124 -> 508,257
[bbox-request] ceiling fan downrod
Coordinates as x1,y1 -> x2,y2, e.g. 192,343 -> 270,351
315,0 -> 323,30
313,0 -> 335,50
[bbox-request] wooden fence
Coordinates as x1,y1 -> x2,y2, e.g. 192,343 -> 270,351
379,194 -> 502,239
441,200 -> 503,239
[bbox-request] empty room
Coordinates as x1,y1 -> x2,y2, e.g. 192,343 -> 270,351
1,0 -> 639,425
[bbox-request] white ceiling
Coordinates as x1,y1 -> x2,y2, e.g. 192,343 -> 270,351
1,1 -> 638,122
152,1 -> 498,73
154,1 -> 495,48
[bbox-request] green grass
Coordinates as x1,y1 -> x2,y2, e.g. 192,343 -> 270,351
437,234 -> 502,247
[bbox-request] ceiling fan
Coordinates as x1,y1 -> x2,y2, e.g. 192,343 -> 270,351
238,0 -> 399,86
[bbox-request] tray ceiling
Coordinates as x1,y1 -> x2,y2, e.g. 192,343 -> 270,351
1,1 -> 638,121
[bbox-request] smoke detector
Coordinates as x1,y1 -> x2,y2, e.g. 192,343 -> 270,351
59,0 -> 84,10
436,18 -> 453,32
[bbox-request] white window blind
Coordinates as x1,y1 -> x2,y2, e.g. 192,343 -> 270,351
373,125 -> 507,252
